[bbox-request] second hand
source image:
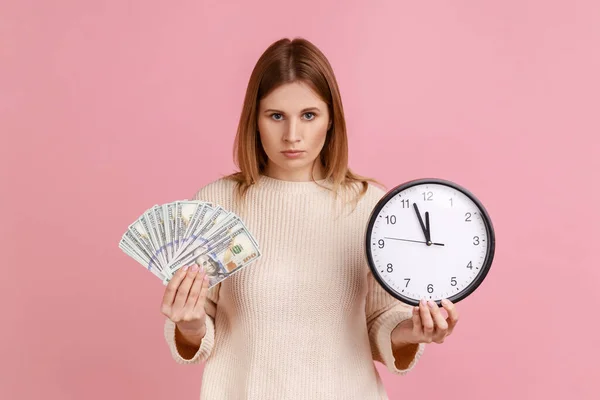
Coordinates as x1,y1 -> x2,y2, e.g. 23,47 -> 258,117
384,236 -> 445,246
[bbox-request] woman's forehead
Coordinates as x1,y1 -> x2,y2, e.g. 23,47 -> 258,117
259,82 -> 326,111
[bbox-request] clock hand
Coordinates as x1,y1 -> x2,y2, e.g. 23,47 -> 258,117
384,236 -> 444,246
425,211 -> 431,243
413,204 -> 431,244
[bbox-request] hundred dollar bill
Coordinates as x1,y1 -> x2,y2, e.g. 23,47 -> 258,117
144,207 -> 167,268
173,205 -> 230,261
237,219 -> 259,249
177,201 -> 213,255
119,236 -> 147,267
166,215 -> 241,275
119,236 -> 165,280
152,205 -> 169,264
174,201 -> 203,253
199,228 -> 261,288
166,225 -> 262,288
120,198 -> 259,286
127,217 -> 162,271
173,201 -> 183,252
163,203 -> 175,262
120,231 -> 161,271
201,207 -> 235,238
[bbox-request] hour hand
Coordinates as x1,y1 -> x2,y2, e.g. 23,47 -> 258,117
413,203 -> 430,243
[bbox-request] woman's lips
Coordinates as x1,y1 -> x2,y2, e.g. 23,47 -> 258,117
281,150 -> 305,158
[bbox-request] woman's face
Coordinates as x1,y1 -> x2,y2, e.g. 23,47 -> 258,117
257,81 -> 331,182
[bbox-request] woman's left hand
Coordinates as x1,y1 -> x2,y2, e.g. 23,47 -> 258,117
392,298 -> 459,345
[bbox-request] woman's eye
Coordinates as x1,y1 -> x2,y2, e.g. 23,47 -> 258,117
271,113 -> 283,121
303,112 -> 315,120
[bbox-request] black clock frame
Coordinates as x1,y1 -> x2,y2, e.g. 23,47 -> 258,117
365,178 -> 496,306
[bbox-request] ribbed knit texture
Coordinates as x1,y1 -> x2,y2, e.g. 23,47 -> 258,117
163,175 -> 425,399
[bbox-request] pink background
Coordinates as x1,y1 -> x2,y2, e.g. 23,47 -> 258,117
2,1 -> 599,399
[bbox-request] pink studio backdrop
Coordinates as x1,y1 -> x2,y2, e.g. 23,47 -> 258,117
2,1 -> 599,399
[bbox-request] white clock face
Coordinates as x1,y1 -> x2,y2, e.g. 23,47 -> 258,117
367,181 -> 493,304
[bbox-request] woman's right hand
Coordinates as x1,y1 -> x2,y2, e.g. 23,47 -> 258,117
161,264 -> 210,341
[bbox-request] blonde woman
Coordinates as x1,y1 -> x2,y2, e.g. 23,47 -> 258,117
160,37 -> 459,400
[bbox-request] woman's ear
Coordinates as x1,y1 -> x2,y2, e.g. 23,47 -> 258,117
328,119 -> 333,130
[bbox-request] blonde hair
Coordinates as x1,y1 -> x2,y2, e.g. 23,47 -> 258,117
224,37 -> 384,209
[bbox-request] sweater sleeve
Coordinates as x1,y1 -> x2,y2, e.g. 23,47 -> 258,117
365,269 -> 425,375
164,282 -> 221,364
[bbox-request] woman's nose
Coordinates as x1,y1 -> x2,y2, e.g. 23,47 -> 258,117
283,119 -> 301,142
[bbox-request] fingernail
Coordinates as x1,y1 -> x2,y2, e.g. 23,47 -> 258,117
191,264 -> 198,272
183,265 -> 189,271
428,300 -> 436,308
420,299 -> 427,307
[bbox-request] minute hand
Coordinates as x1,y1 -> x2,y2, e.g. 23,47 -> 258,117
413,203 -> 431,243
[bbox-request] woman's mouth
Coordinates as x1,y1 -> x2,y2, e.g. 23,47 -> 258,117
281,150 -> 305,158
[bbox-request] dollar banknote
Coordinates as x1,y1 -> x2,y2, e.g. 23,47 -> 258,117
118,199 -> 261,287
166,213 -> 242,274
142,208 -> 167,268
126,217 -> 162,271
174,201 -> 202,253
119,235 -> 165,280
173,202 -> 216,259
163,203 -> 175,262
166,225 -> 262,288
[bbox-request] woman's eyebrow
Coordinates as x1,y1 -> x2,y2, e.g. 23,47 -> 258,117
263,107 -> 321,114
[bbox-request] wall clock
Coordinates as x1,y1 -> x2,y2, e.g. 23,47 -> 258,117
365,178 -> 495,306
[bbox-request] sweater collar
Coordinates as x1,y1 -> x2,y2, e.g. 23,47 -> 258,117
255,174 -> 334,193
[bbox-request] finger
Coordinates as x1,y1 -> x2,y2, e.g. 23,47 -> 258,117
441,299 -> 459,334
173,264 -> 199,311
419,299 -> 435,341
428,300 -> 448,330
427,300 -> 448,342
193,273 -> 210,314
183,268 -> 205,314
412,306 -> 422,336
161,265 -> 190,312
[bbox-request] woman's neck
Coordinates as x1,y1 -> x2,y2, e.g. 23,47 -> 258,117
263,162 -> 325,182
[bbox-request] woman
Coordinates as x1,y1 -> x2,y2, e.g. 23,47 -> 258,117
160,37 -> 459,399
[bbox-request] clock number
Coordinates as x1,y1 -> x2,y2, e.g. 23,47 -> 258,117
473,236 -> 480,245
404,278 -> 410,287
451,277 -> 457,286
449,198 -> 453,207
378,239 -> 385,248
465,212 -> 472,222
385,215 -> 396,224
387,263 -> 393,273
466,261 -> 473,269
427,284 -> 434,293
422,191 -> 433,201
401,199 -> 410,208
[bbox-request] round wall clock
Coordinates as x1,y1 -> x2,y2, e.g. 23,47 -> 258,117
365,178 -> 495,306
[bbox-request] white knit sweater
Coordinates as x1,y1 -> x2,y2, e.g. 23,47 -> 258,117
164,174 -> 425,399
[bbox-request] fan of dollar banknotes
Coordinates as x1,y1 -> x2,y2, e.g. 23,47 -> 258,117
118,200 -> 262,288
